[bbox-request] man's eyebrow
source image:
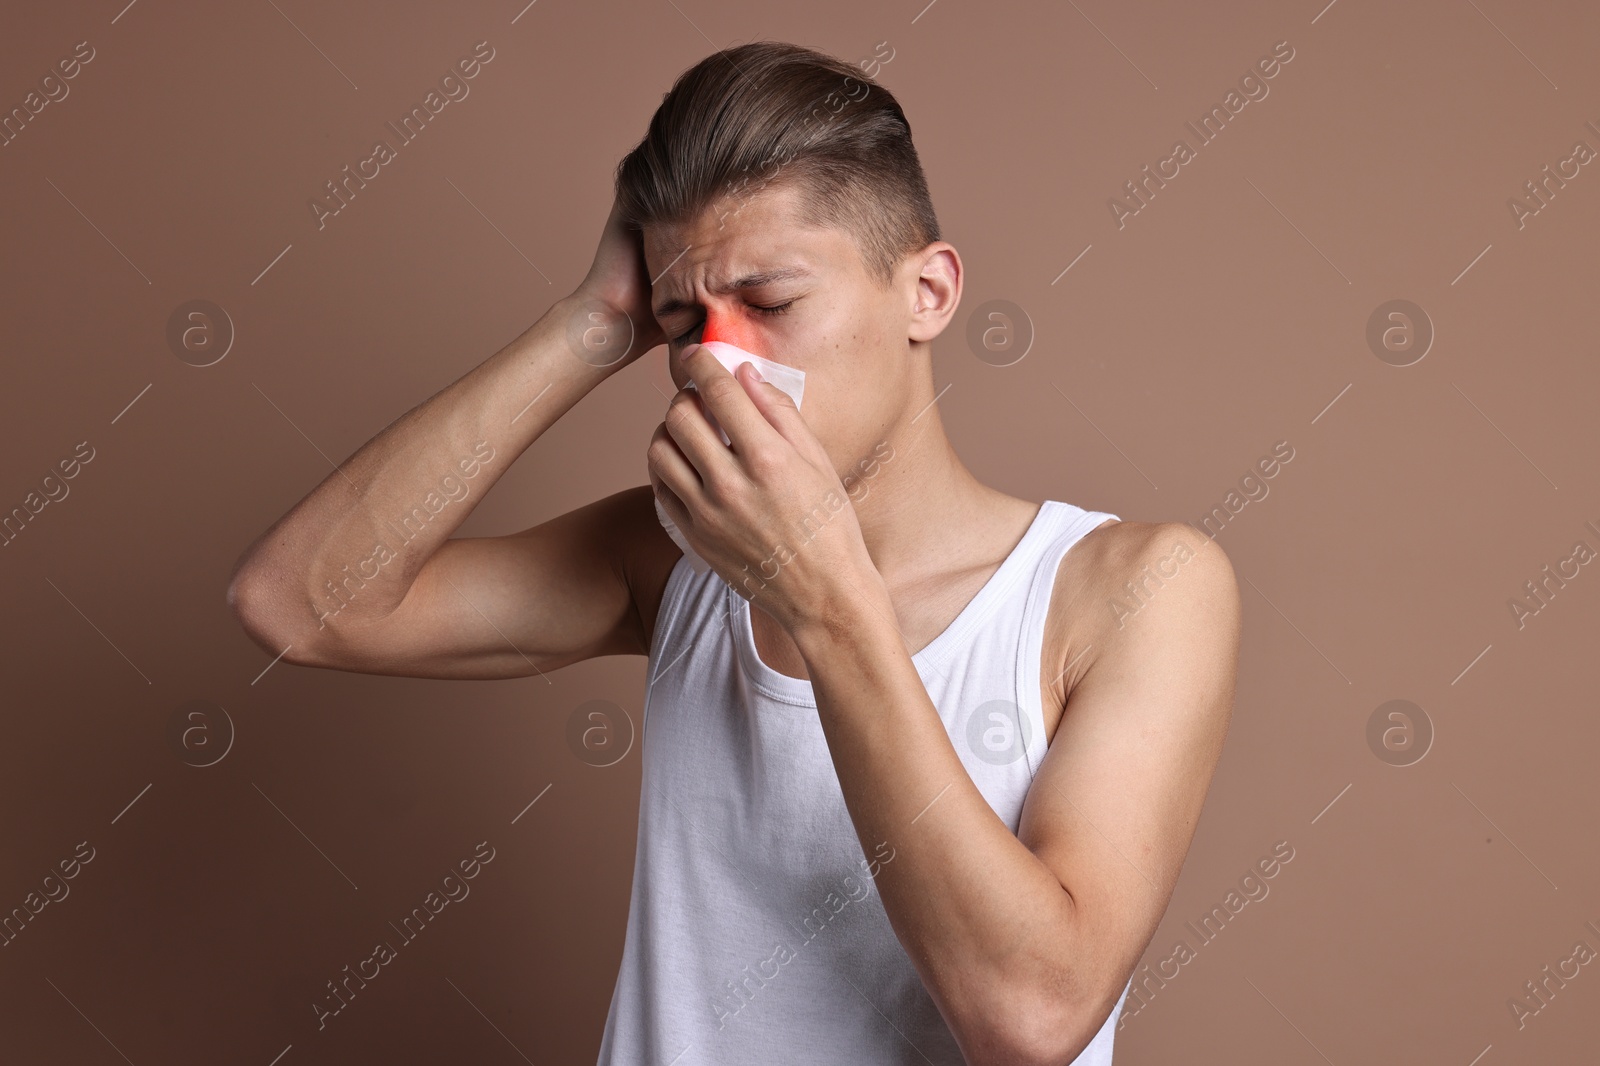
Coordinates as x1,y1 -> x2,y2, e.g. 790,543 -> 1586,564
652,266 -> 813,318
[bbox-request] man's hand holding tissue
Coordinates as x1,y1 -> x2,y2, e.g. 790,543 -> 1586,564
646,343 -> 888,640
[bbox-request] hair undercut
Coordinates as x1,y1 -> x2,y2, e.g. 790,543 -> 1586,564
614,40 -> 941,290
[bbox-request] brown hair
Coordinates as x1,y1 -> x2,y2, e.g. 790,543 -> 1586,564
613,40 -> 941,289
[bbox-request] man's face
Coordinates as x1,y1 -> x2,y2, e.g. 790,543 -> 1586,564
642,182 -> 912,477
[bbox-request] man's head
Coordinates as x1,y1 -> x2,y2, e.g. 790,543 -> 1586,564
615,41 -> 961,472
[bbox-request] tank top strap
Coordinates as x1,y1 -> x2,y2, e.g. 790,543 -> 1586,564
1015,502 -> 1121,775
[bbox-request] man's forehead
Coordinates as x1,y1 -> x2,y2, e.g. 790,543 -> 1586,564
643,208 -> 809,271
644,189 -> 835,277
648,261 -> 816,318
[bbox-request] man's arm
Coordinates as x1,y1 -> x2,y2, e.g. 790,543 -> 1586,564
228,198 -> 673,678
789,521 -> 1239,1066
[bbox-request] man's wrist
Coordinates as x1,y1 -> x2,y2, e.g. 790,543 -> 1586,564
545,289 -> 654,377
522,293 -> 619,380
790,569 -> 899,664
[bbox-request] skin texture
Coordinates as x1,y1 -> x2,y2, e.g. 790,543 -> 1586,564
639,184 -> 1240,1065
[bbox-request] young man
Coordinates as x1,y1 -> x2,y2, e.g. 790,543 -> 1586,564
228,41 -> 1239,1066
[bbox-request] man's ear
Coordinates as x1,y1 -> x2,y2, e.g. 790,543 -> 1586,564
906,242 -> 962,344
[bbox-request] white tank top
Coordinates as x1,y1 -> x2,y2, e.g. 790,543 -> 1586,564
597,499 -> 1132,1064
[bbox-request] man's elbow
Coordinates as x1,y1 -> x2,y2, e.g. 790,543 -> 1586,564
228,565 -> 277,640
958,981 -> 1101,1066
227,564 -> 318,664
1013,1008 -> 1101,1066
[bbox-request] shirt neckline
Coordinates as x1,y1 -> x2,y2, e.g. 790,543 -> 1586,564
727,500 -> 1059,705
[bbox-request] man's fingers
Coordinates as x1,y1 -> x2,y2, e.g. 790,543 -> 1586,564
683,345 -> 784,454
662,387 -> 725,480
648,422 -> 702,515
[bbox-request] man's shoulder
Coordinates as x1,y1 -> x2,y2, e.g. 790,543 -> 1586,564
1050,517 -> 1238,670
1066,518 -> 1230,583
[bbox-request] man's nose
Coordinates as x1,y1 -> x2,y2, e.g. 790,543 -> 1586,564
701,307 -> 758,353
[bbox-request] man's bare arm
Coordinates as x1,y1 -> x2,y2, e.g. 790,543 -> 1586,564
785,522 -> 1239,1066
227,199 -> 672,679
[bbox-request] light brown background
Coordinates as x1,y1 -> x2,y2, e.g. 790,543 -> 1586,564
2,0 -> 1597,1062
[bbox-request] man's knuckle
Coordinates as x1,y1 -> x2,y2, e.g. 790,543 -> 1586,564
745,444 -> 781,476
702,379 -> 741,405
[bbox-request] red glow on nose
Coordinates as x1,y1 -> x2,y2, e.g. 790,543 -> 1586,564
701,310 -> 760,355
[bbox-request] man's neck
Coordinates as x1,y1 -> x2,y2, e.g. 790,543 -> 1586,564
846,406 -> 1029,593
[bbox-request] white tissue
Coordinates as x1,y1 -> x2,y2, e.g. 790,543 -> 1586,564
654,341 -> 807,574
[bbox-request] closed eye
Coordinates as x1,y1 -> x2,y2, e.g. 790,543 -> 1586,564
670,300 -> 797,344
